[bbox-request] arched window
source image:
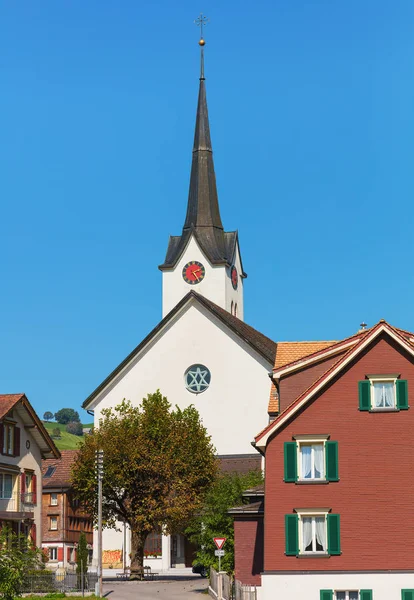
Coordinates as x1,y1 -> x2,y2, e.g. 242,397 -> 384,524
234,303 -> 238,317
231,301 -> 234,315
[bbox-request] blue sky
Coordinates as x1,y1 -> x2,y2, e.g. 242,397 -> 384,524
1,0 -> 414,419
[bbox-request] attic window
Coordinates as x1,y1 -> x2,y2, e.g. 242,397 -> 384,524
44,466 -> 56,478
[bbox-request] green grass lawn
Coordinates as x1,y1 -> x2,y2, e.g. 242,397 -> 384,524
42,421 -> 90,450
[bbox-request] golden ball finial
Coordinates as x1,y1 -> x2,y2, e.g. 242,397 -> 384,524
199,38 -> 205,46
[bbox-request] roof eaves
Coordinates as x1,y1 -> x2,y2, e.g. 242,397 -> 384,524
256,321 -> 411,449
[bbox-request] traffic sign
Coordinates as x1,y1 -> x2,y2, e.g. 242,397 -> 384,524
215,550 -> 225,557
214,537 -> 226,550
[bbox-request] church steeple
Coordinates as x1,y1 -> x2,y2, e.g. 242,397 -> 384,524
159,20 -> 246,320
160,35 -> 228,269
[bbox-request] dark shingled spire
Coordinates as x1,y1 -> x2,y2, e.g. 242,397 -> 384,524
159,48 -> 241,270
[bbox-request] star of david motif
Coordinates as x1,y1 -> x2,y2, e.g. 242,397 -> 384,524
185,364 -> 211,394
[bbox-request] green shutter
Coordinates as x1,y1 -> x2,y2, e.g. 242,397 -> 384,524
359,380 -> 371,411
320,591 -> 333,600
285,514 -> 298,556
284,442 -> 297,482
360,591 -> 372,600
397,380 -> 409,410
327,513 -> 340,555
325,441 -> 339,481
402,590 -> 414,600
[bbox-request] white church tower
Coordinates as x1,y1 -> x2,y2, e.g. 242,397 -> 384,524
159,45 -> 246,320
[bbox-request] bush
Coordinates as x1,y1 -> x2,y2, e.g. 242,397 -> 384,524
66,421 -> 83,436
52,428 -> 61,439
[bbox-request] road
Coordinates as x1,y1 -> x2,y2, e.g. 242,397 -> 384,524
103,576 -> 208,599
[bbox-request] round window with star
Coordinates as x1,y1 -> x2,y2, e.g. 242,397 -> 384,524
184,364 -> 211,394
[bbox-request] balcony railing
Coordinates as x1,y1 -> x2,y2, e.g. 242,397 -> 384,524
0,492 -> 36,513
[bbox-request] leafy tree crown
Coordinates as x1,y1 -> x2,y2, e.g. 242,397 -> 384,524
54,408 -> 80,424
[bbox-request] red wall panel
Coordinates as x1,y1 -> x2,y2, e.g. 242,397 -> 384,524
265,334 -> 414,572
234,517 -> 264,585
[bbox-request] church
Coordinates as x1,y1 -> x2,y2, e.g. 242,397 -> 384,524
82,40 -> 276,571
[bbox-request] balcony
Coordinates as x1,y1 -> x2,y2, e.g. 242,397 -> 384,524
0,493 -> 35,519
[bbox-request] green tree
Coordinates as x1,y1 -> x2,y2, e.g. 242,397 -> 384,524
0,527 -> 42,600
55,408 -> 80,424
43,411 -> 53,422
52,427 -> 61,439
186,469 -> 263,574
66,421 -> 84,436
76,531 -> 89,586
71,392 -> 217,579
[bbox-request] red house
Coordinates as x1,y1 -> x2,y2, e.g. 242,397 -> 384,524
234,320 -> 414,600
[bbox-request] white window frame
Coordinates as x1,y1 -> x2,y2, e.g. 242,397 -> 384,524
49,547 -> 58,561
293,435 -> 329,481
2,423 -> 14,456
368,374 -> 397,411
0,473 -> 13,499
295,508 -> 329,555
50,493 -> 58,506
50,517 -> 58,531
335,592 -> 359,600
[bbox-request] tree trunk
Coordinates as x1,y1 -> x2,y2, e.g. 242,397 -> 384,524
130,529 -> 147,580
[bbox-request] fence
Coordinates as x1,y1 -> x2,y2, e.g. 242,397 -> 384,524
234,579 -> 257,600
20,571 -> 98,594
209,568 -> 258,600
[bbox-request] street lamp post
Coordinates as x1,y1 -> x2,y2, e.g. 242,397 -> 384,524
96,450 -> 104,598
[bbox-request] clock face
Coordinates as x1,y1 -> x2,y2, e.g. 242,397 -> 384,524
182,261 -> 205,285
231,266 -> 238,290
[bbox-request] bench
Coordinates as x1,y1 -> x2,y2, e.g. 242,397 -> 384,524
116,569 -> 130,580
116,566 -> 158,580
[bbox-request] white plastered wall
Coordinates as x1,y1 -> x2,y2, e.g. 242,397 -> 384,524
224,240 -> 244,320
91,300 -> 271,455
162,236 -> 244,319
90,298 -> 272,561
261,572 -> 414,600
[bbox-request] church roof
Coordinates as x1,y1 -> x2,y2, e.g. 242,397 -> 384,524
159,52 -> 245,274
82,291 -> 276,409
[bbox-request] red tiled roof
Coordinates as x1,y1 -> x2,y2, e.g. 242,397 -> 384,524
274,341 -> 337,369
42,450 -> 79,488
0,394 -> 25,419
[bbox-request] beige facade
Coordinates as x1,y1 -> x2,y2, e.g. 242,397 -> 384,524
0,394 -> 60,547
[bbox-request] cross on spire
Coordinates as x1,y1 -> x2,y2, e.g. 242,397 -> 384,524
194,13 -> 209,40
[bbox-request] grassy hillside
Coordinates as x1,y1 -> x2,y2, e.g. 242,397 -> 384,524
42,421 -> 90,450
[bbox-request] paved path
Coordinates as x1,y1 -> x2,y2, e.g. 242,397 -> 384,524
103,576 -> 208,599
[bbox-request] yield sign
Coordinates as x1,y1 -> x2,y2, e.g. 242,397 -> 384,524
214,537 -> 226,550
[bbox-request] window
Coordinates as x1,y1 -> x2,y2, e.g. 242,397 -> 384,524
359,377 -> 408,411
44,466 -> 56,478
2,424 -> 14,456
402,591 -> 414,600
0,474 -> 13,499
144,530 -> 162,557
300,514 -> 327,553
299,443 -> 324,480
284,438 -> 338,482
50,493 -> 58,506
50,517 -> 58,530
285,512 -> 340,556
321,592 -> 372,600
184,364 -> 211,394
49,547 -> 58,561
